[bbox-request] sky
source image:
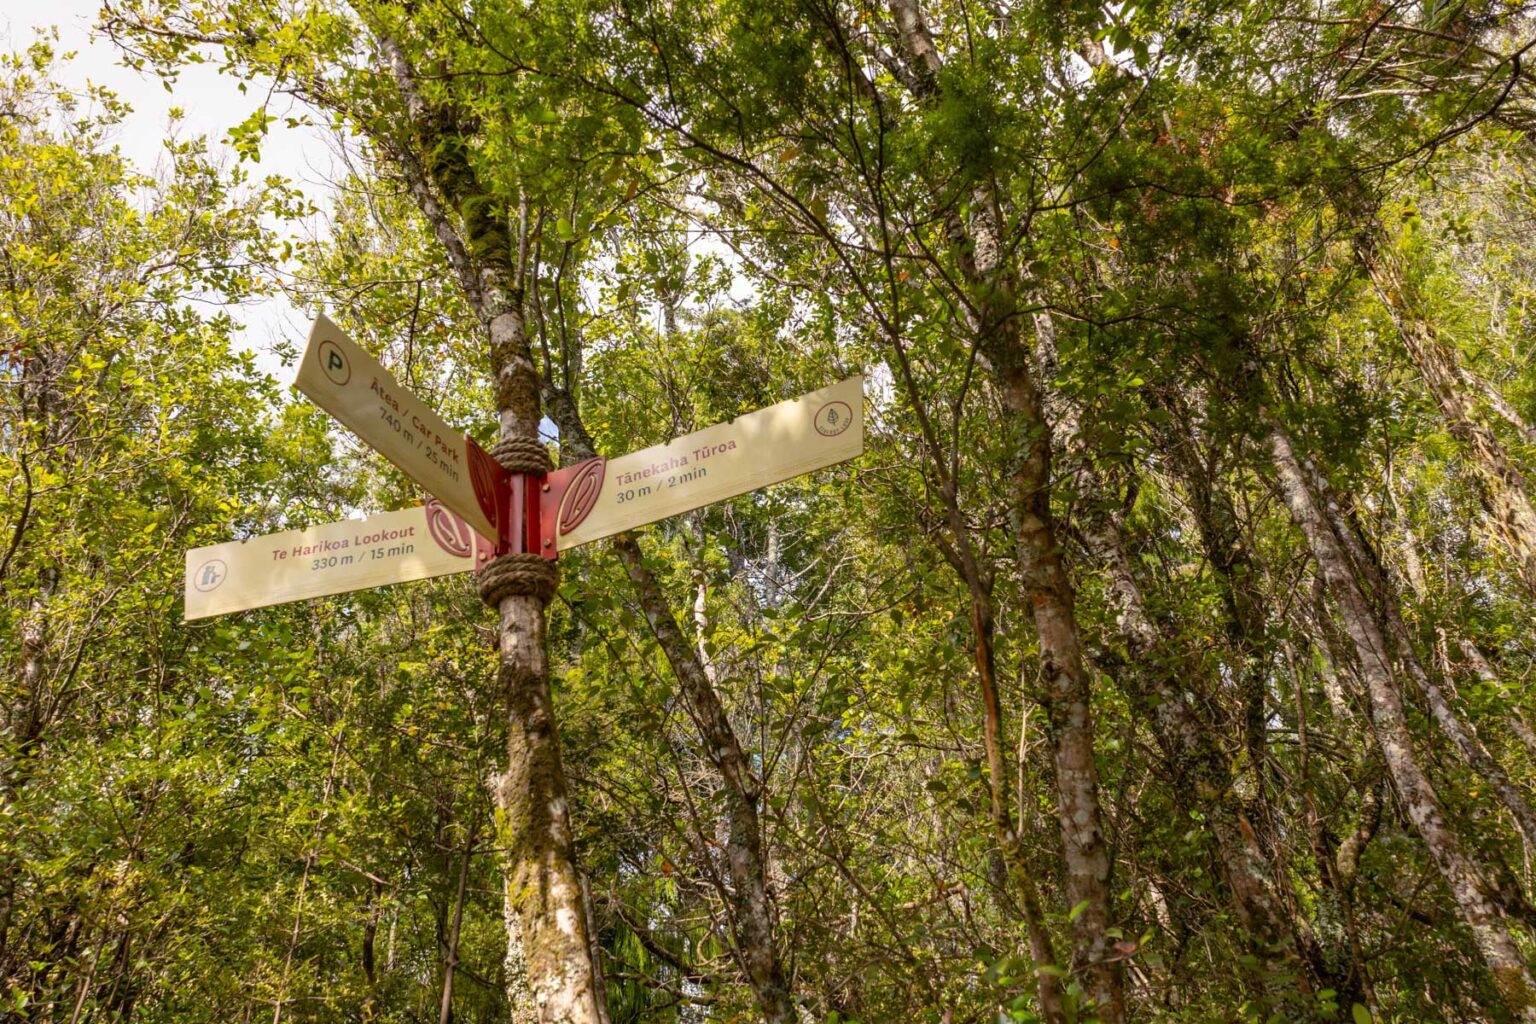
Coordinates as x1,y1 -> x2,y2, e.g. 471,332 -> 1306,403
0,0 -> 338,379
0,0 -> 574,451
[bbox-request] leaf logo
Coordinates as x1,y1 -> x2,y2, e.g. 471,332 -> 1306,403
813,400 -> 853,437
426,498 -> 474,557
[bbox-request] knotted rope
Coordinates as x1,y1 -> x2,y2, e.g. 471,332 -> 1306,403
489,435 -> 553,474
476,434 -> 559,607
477,552 -> 558,606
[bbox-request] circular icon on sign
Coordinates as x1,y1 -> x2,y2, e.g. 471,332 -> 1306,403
193,558 -> 228,592
317,339 -> 351,386
813,400 -> 853,437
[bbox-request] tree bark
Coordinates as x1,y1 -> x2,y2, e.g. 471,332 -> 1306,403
487,514 -> 605,1024
1366,244 -> 1536,596
968,228 -> 1119,1018
362,880 -> 383,1023
880,366 -> 1068,1016
378,33 -> 606,1024
1267,419 -> 1536,1018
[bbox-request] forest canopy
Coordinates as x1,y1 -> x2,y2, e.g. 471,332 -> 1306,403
5,1 -> 1536,1022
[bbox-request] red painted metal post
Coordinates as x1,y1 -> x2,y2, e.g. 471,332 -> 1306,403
503,470 -> 542,556
464,434 -> 550,558
466,437 -> 603,560
537,457 -> 605,560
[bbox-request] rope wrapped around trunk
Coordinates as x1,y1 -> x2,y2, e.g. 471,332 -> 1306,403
490,436 -> 552,474
475,434 -> 558,607
477,553 -> 558,606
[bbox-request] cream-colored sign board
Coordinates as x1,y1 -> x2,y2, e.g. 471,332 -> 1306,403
184,504 -> 486,620
295,315 -> 497,539
559,375 -> 863,549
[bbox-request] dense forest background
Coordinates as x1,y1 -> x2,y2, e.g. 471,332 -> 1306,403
6,1 -> 1536,1021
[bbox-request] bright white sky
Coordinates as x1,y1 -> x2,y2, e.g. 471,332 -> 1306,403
0,0 -> 337,379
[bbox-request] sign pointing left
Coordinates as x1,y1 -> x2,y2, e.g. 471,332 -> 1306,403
184,501 -> 492,620
295,315 -> 502,540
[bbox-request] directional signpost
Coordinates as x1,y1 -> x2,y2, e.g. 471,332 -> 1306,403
185,315 -> 863,618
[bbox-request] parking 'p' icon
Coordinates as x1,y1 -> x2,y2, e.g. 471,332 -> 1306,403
318,339 -> 351,386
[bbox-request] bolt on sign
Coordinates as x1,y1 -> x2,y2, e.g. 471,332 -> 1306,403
184,316 -> 864,619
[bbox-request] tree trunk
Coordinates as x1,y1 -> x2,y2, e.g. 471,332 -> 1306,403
1431,636 -> 1536,850
362,880 -> 383,1023
1083,508 -> 1340,1001
439,823 -> 478,1024
1311,465 -> 1536,851
880,363 -> 1067,1016
489,564 -> 605,1024
615,537 -> 796,1024
1267,420 -> 1536,1018
879,6 -> 1121,1009
504,885 -> 539,1024
487,412 -> 605,1024
1367,246 -> 1536,596
998,351 -> 1121,1019
377,36 -> 607,1023
1458,639 -> 1536,762
970,590 -> 1068,1023
544,384 -> 795,1024
1152,390 -> 1269,778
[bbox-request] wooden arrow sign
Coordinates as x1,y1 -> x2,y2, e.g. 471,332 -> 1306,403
547,374 -> 864,551
184,500 -> 493,620
295,315 -> 502,540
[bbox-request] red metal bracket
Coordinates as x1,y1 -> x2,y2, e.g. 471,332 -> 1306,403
537,457 -> 606,559
464,438 -> 605,560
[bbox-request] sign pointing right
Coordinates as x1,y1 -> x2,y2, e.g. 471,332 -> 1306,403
549,375 -> 864,551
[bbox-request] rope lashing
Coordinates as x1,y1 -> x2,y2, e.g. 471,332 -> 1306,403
490,435 -> 552,474
475,434 -> 559,607
477,552 -> 558,606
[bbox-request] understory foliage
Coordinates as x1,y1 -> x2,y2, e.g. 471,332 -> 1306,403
5,1 -> 1536,1022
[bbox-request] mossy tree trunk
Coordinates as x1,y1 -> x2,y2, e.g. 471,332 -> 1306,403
380,33 -> 607,1024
